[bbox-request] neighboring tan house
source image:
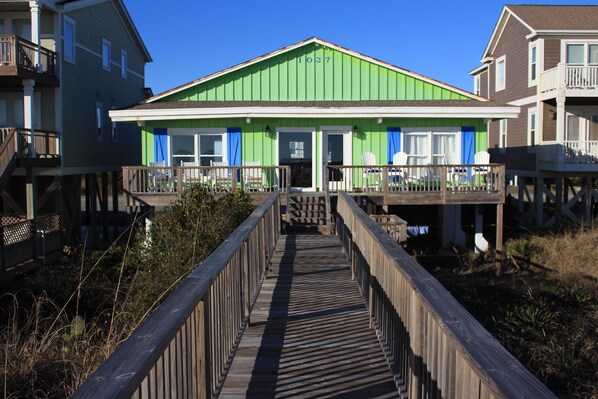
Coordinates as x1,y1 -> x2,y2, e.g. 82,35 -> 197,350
470,5 -> 598,226
0,0 -> 151,268
111,37 -> 518,250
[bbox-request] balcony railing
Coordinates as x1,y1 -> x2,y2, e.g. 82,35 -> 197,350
537,142 -> 598,171
0,34 -> 57,77
540,64 -> 598,94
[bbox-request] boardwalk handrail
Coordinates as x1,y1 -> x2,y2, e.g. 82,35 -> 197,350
73,192 -> 281,398
336,191 -> 556,399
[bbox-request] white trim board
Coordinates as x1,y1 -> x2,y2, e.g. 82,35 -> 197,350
110,105 -> 520,122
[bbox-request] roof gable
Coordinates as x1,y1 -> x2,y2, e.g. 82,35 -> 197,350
150,37 -> 479,103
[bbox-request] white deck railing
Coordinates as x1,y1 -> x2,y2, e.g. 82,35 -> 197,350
540,64 -> 598,93
564,140 -> 598,163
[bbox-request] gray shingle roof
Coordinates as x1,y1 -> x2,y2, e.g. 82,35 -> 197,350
507,5 -> 598,31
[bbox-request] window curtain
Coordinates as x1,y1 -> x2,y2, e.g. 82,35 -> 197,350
227,127 -> 242,166
461,126 -> 475,164
404,133 -> 429,164
154,128 -> 167,164
387,127 -> 401,164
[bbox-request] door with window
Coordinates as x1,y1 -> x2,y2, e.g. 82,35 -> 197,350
278,129 -> 315,190
322,128 -> 351,190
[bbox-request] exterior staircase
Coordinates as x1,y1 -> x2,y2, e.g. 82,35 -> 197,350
287,193 -> 330,233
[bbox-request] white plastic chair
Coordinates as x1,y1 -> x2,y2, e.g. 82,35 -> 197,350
149,161 -> 168,192
361,152 -> 381,190
243,161 -> 263,191
389,151 -> 408,188
473,151 -> 491,189
181,161 -> 201,186
210,160 -> 230,190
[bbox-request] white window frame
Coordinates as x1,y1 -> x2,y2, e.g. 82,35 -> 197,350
110,105 -> 118,143
495,55 -> 506,92
474,75 -> 481,95
528,108 -> 537,149
401,127 -> 462,165
96,102 -> 104,142
167,128 -> 227,167
63,16 -> 76,64
529,43 -> 537,86
120,49 -> 127,79
102,38 -> 111,71
499,119 -> 507,148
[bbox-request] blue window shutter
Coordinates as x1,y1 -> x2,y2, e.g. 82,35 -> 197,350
154,128 -> 167,164
461,126 -> 475,164
387,127 -> 401,164
227,127 -> 242,166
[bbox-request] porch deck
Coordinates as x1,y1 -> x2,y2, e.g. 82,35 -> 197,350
123,163 -> 505,208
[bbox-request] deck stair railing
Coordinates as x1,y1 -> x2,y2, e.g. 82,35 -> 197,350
335,191 -> 556,399
0,127 -> 60,187
0,34 -> 57,76
72,192 -> 281,398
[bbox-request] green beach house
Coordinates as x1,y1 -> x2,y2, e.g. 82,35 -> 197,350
111,37 -> 518,192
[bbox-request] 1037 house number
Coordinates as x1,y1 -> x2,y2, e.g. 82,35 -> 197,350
297,56 -> 330,63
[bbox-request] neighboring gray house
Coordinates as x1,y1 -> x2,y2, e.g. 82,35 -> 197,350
471,5 -> 598,226
0,0 -> 151,263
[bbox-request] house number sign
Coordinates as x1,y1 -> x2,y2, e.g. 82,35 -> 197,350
297,56 -> 331,63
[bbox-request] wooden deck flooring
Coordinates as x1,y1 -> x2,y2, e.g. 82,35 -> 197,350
220,234 -> 398,399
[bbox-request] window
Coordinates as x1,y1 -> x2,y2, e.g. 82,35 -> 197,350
0,99 -> 7,126
499,119 -> 507,148
403,128 -> 460,165
474,75 -> 481,95
96,102 -> 103,141
528,109 -> 537,146
589,44 -> 598,65
120,49 -> 127,78
495,56 -> 506,91
102,38 -> 111,71
566,114 -> 580,141
63,16 -> 75,63
566,43 -> 584,65
529,44 -> 537,84
169,129 -> 227,166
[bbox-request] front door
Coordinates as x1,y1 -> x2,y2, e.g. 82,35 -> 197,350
278,130 -> 315,190
322,128 -> 352,190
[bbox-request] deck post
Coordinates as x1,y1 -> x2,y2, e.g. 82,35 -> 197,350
534,177 -> 544,227
25,167 -> 37,220
496,202 -> 503,276
112,171 -> 119,241
474,205 -> 488,253
101,172 -> 109,242
555,176 -> 563,226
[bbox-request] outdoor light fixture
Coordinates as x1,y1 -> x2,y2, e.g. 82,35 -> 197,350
352,125 -> 359,137
265,125 -> 271,136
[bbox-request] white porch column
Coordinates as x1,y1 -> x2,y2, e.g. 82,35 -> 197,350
474,205 -> 489,253
29,0 -> 41,70
23,78 -> 36,157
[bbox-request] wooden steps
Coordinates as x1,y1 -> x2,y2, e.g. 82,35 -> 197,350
287,194 -> 329,233
220,234 -> 399,399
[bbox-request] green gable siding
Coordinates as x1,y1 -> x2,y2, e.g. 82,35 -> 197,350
160,43 -> 470,103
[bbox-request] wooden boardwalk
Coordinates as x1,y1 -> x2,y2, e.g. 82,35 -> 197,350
220,234 -> 399,399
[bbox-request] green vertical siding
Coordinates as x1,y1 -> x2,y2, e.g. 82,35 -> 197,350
163,43 -> 471,103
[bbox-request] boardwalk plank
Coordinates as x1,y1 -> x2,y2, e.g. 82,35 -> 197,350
220,234 -> 398,398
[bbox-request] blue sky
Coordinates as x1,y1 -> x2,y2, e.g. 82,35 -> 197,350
124,0 -> 598,96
